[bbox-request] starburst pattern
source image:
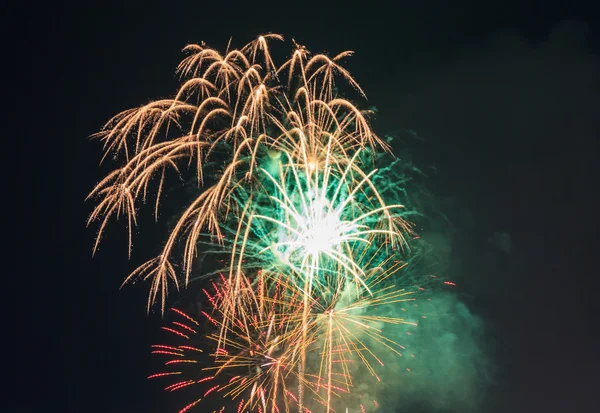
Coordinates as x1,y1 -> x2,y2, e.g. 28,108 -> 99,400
89,34 -> 430,413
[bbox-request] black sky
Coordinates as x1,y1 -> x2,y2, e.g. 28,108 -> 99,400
10,1 -> 599,412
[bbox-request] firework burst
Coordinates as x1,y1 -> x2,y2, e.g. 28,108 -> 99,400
151,262 -> 419,413
89,34 -> 427,413
87,34 -> 407,313
151,276 -> 312,413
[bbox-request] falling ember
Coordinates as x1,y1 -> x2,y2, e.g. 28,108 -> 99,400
148,372 -> 181,379
171,308 -> 200,325
162,327 -> 189,339
172,321 -> 197,334
204,385 -> 220,397
197,376 -> 213,384
165,359 -> 198,365
179,399 -> 201,413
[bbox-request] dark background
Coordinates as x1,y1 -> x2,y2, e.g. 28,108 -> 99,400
10,1 -> 599,412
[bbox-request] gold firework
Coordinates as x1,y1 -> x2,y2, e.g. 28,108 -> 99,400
88,34 -> 407,312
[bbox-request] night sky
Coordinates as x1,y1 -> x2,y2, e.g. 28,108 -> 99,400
11,1 -> 599,412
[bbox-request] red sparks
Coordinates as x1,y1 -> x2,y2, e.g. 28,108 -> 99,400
197,376 -> 214,384
148,371 -> 181,379
314,398 -> 335,411
203,288 -> 216,307
165,359 -> 198,365
203,385 -> 220,397
162,327 -> 190,339
151,350 -> 183,356
178,398 -> 201,413
211,281 -> 222,300
172,321 -> 197,334
178,345 -> 203,352
171,308 -> 199,325
165,380 -> 195,391
201,311 -> 218,326
151,344 -> 180,351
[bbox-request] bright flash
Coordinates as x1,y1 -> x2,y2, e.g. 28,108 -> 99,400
296,195 -> 354,256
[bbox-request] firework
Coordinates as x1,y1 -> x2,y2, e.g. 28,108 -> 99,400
151,264 -> 418,413
150,276 -> 313,413
89,34 -> 426,413
87,34 -> 407,313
